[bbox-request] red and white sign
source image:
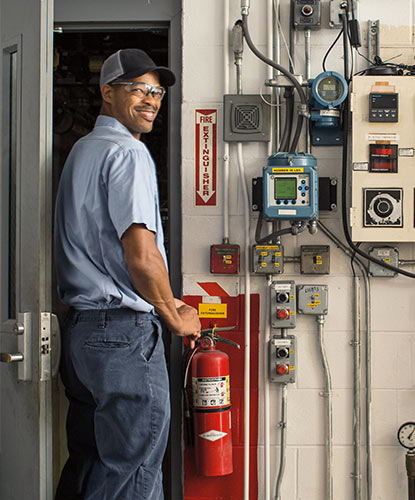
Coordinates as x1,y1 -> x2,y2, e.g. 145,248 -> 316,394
195,109 -> 217,206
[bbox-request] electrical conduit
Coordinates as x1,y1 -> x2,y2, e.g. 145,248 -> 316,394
317,315 -> 333,500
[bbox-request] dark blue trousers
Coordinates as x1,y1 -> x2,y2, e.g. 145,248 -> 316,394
55,309 -> 170,500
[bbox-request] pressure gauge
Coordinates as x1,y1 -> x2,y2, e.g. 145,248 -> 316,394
311,71 -> 348,108
397,422 -> 415,450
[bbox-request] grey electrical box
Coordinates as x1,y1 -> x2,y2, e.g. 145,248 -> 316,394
293,0 -> 321,30
269,335 -> 296,383
223,94 -> 271,142
270,280 -> 296,329
300,245 -> 330,274
329,0 -> 357,28
368,247 -> 399,277
297,284 -> 329,315
252,244 -> 284,274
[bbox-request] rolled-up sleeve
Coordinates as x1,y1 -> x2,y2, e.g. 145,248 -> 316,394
106,148 -> 157,239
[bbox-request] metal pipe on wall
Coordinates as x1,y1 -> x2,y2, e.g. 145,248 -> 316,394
317,221 -> 371,500
317,314 -> 333,500
223,0 -> 230,244
353,276 -> 362,500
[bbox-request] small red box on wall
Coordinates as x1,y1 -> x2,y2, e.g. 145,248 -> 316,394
210,244 -> 240,274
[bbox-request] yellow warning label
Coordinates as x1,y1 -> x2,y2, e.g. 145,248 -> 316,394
384,258 -> 391,263
272,168 -> 304,173
275,252 -> 281,256
261,262 -> 268,267
290,311 -> 296,315
274,263 -> 280,267
198,303 -> 228,318
261,251 -> 268,256
256,245 -> 280,250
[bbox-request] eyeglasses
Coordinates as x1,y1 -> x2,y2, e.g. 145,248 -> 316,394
111,81 -> 166,101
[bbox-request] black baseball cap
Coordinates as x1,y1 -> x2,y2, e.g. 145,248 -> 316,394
100,48 -> 176,88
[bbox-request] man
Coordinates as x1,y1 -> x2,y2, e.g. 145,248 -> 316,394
54,48 -> 200,500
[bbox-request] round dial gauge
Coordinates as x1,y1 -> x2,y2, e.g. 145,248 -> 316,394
397,422 -> 415,449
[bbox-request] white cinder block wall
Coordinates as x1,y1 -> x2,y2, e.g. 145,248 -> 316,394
181,1 -> 415,498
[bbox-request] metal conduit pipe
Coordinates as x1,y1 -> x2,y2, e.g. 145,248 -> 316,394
223,0 -> 230,244
275,383 -> 288,500
264,1 -> 275,496
304,29 -> 311,154
236,143 -> 251,500
317,314 -> 333,500
233,27 -> 251,500
317,221 -> 372,500
273,0 -> 282,150
275,327 -> 288,499
353,276 -> 362,500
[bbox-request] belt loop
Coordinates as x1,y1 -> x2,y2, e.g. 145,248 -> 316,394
135,311 -> 140,326
98,311 -> 106,329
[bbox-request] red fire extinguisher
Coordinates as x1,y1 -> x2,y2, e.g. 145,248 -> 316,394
189,327 -> 239,477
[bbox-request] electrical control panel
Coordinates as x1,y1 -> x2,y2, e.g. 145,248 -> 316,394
252,244 -> 284,274
263,153 -> 318,221
270,280 -> 296,329
297,284 -> 328,315
350,75 -> 415,242
210,244 -> 240,274
269,335 -> 296,384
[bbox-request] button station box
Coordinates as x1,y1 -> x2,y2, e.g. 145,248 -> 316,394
269,335 -> 296,384
300,245 -> 330,274
368,246 -> 399,277
252,244 -> 284,274
210,244 -> 240,274
297,284 -> 328,315
270,280 -> 296,328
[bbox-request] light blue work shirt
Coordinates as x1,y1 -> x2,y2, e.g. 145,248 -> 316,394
54,115 -> 167,312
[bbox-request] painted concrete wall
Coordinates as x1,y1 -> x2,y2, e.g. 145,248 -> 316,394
181,1 -> 415,498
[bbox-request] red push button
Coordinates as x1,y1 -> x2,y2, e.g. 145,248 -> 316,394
276,364 -> 289,375
277,308 -> 290,320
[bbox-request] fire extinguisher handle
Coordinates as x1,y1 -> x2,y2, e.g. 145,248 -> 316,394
200,326 -> 236,335
215,335 -> 240,349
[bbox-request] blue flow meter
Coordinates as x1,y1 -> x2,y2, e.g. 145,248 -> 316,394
263,152 -> 318,221
309,71 -> 348,146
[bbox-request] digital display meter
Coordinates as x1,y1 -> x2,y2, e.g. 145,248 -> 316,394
263,152 -> 318,221
312,71 -> 348,108
275,178 -> 297,200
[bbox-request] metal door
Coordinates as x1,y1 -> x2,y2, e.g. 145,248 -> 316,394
0,0 -> 54,498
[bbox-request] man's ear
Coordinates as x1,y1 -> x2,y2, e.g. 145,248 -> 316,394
101,84 -> 114,104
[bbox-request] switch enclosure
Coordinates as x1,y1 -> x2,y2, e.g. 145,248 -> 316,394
210,244 -> 240,274
252,244 -> 284,274
269,335 -> 296,383
300,245 -> 330,274
297,284 -> 328,315
293,0 -> 321,30
270,280 -> 296,328
368,246 -> 399,277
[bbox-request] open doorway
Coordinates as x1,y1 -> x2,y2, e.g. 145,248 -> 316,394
52,25 -> 179,497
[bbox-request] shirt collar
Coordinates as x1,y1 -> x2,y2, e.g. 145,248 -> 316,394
95,115 -> 134,137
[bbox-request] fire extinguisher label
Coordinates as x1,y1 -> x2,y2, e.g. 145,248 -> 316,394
199,429 -> 227,442
192,376 -> 230,408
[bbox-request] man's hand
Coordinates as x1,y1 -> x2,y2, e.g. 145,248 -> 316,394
174,303 -> 201,349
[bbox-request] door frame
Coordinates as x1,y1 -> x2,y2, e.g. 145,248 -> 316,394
52,10 -> 183,500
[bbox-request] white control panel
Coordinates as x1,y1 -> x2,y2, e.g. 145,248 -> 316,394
350,75 -> 415,242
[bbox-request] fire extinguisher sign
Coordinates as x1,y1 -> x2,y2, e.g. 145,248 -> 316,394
192,376 -> 230,408
195,109 -> 217,206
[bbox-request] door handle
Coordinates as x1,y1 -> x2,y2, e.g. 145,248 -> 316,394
0,352 -> 24,363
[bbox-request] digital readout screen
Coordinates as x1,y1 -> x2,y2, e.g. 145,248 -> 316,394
275,177 -> 297,200
371,93 -> 397,109
316,77 -> 341,102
